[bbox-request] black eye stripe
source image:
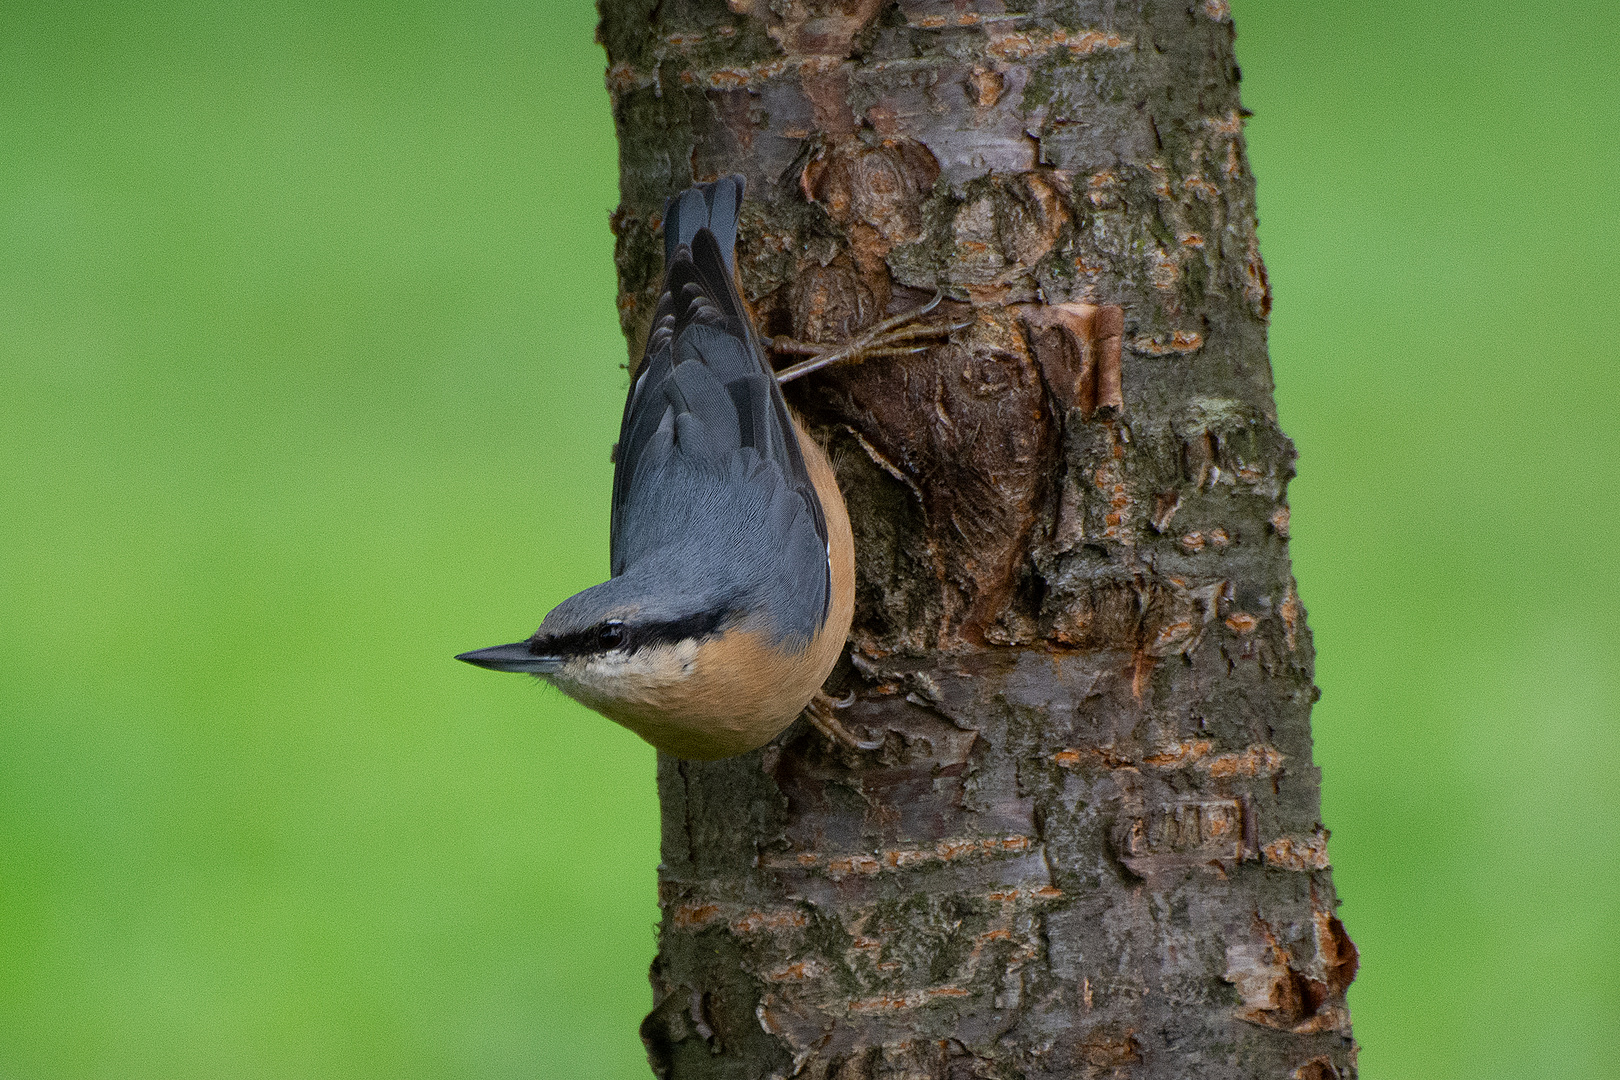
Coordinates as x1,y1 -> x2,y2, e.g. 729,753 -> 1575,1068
639,607 -> 729,648
533,607 -> 732,659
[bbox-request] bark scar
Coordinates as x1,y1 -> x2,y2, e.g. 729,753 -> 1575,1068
1016,302 -> 1125,419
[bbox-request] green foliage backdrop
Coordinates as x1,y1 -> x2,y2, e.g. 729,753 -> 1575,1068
1,2 -> 1614,1076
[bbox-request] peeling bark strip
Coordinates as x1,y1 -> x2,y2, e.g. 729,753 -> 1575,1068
598,0 -> 1352,1076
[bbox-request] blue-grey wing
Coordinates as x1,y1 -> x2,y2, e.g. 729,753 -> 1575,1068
608,177 -> 830,631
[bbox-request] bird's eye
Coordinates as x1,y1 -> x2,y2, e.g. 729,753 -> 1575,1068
597,622 -> 628,651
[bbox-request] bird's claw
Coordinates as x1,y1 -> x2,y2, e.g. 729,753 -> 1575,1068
772,290 -> 965,384
805,691 -> 883,752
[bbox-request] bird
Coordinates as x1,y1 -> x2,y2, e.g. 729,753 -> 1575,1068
456,176 -> 862,760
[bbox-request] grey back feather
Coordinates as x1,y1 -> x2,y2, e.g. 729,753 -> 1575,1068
605,176 -> 830,647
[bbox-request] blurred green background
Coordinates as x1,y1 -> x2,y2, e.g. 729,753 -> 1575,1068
0,1 -> 1613,1076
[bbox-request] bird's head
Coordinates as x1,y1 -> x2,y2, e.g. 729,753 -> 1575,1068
456,547 -> 837,760
456,573 -> 733,716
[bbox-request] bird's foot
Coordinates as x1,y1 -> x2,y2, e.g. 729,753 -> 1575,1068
804,690 -> 883,753
770,291 -> 970,384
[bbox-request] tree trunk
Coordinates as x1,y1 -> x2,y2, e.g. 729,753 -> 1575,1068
598,1 -> 1357,1076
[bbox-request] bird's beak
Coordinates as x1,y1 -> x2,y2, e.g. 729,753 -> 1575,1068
455,641 -> 565,675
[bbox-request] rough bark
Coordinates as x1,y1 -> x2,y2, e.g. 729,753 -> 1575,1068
597,1 -> 1356,1076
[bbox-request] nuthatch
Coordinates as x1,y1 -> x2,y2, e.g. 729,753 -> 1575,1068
458,176 -> 878,760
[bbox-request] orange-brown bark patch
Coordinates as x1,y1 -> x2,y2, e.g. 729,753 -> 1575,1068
1263,830 -> 1330,871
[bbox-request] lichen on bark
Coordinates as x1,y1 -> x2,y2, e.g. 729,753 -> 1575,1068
597,1 -> 1356,1076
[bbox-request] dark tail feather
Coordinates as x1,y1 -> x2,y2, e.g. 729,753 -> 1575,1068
663,175 -> 744,272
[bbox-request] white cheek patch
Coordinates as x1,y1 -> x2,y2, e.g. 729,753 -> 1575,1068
556,640 -> 701,703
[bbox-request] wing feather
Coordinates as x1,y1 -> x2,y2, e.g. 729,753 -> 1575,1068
609,177 -> 831,637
